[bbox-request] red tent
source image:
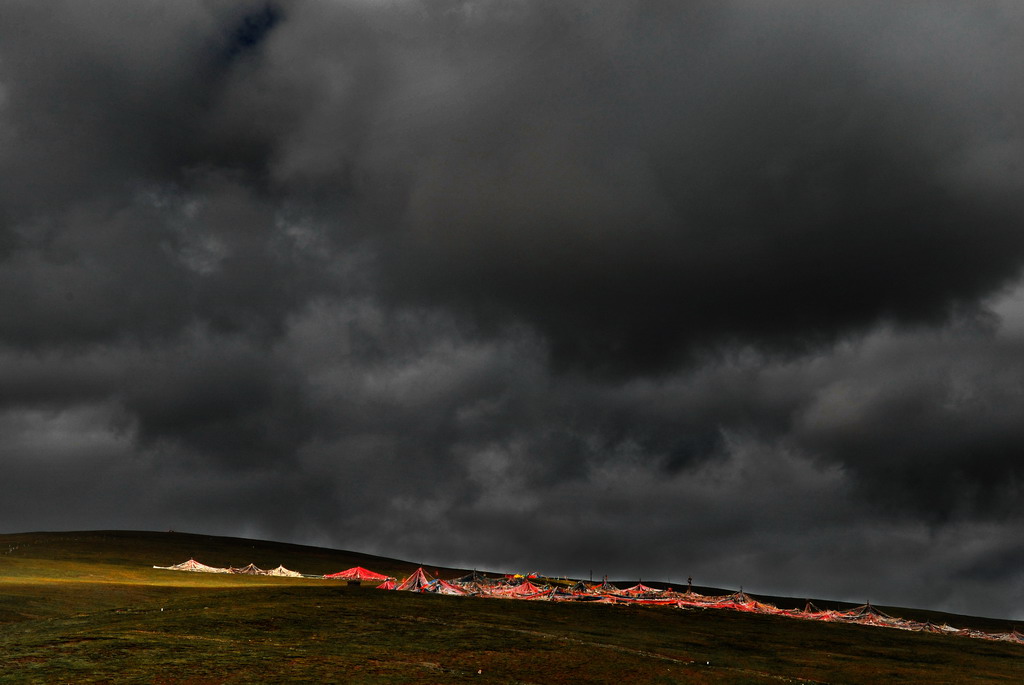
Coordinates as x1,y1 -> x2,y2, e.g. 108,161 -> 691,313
396,567 -> 435,592
432,579 -> 468,595
511,580 -> 544,596
622,583 -> 662,595
376,578 -> 397,590
323,566 -> 390,581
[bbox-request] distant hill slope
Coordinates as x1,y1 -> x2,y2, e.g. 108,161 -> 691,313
1,530 -> 1017,633
2,530 -> 1024,683
0,529 -> 466,579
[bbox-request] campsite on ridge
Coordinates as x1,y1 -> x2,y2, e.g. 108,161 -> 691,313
152,552 -> 1024,646
2,530 -> 1023,683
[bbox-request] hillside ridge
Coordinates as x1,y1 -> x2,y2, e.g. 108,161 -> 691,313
1,529 -> 1017,633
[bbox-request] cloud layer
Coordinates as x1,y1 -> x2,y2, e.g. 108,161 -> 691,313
4,0 -> 1024,618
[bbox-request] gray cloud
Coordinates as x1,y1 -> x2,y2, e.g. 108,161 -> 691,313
4,0 -> 1024,619
382,2 -> 1024,373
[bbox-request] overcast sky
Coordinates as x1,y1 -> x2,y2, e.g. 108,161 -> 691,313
4,0 -> 1024,618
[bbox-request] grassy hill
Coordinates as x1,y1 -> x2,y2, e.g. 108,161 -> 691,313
1,530 -> 1022,683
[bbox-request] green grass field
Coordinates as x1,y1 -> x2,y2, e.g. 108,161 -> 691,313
1,530 -> 1022,683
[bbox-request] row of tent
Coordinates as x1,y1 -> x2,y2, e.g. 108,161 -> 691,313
383,568 -> 1024,646
153,559 -> 392,581
154,560 -> 1024,645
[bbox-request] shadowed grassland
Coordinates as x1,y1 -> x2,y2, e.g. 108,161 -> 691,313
2,531 -> 1022,683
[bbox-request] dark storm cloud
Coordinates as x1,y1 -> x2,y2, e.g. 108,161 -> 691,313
118,327 -> 320,469
791,320 -> 1024,518
5,0 -> 1024,620
0,0 -> 319,347
376,1 -> 1024,373
5,0 -> 1023,362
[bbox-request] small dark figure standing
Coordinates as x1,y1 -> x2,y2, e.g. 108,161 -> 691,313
687,576 -> 693,594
